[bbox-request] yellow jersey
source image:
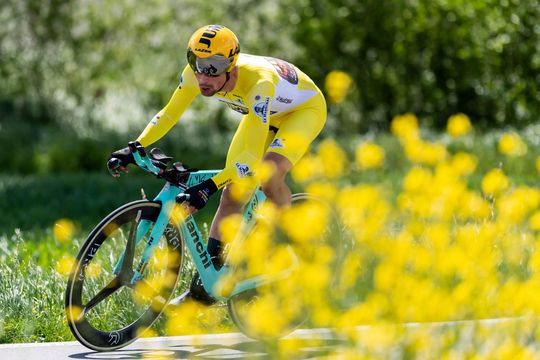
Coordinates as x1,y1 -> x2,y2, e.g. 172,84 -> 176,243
137,53 -> 325,189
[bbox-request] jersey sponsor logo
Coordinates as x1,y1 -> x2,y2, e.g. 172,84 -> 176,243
269,138 -> 285,149
235,162 -> 250,178
151,115 -> 160,125
276,96 -> 293,104
178,75 -> 184,89
265,57 -> 298,85
253,96 -> 270,124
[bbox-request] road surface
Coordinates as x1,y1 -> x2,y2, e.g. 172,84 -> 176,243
0,317 -> 535,359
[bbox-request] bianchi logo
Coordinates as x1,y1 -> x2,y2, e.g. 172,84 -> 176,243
235,162 -> 250,178
253,96 -> 270,124
269,138 -> 285,149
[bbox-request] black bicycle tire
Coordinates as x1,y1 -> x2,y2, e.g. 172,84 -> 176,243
65,200 -> 184,351
227,193 -> 344,341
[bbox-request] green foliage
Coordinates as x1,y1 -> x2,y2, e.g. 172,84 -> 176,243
1,0 -> 539,174
0,173 -> 219,232
287,0 -> 540,131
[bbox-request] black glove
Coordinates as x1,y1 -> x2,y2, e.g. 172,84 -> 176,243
180,179 -> 218,211
107,147 -> 135,177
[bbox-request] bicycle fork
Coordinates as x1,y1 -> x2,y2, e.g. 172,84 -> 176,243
113,183 -> 183,285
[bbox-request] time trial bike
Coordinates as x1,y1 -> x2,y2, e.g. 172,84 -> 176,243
65,141 -> 344,351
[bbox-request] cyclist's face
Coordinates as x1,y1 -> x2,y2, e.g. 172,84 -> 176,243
194,73 -> 227,96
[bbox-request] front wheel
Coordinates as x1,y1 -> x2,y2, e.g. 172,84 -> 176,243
227,193 -> 344,341
65,200 -> 184,351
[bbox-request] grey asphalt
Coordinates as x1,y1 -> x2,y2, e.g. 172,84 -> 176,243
0,329 -> 338,360
0,318 -> 533,360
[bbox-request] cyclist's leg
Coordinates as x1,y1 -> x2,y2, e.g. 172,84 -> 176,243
262,91 -> 327,205
189,117 -> 275,304
260,152 -> 292,206
208,118 -> 276,241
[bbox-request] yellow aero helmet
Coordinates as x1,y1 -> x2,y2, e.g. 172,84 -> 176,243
187,25 -> 240,76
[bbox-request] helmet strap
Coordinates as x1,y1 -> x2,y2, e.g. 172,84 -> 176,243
216,71 -> 231,93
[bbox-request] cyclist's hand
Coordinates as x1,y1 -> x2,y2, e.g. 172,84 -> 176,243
107,147 -> 135,177
180,179 -> 218,213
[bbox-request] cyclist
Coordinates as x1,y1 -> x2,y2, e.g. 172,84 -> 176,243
108,24 -> 327,305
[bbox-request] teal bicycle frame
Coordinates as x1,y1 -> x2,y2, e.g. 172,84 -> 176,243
113,145 -> 291,301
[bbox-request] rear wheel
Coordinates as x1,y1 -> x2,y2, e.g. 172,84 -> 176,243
65,200 -> 184,351
227,193 -> 344,341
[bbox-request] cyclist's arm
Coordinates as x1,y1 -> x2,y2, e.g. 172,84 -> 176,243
211,81 -> 275,189
137,66 -> 199,147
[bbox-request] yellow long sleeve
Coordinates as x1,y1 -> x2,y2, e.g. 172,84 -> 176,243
137,67 -> 199,147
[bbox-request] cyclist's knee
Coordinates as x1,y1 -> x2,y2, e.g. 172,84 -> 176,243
262,180 -> 291,206
261,181 -> 279,199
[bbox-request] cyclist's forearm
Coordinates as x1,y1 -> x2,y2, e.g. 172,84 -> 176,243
137,111 -> 177,147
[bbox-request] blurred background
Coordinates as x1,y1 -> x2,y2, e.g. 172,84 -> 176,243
1,0 -> 540,346
2,0 -> 540,229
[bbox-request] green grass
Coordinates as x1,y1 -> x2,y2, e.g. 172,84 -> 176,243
0,171 -> 221,344
0,230 -> 73,342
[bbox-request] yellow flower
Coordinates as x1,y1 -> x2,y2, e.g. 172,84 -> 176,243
66,305 -> 83,323
391,113 -> 420,142
404,138 -> 447,166
498,132 -> 528,156
317,138 -> 348,179
337,185 -> 389,241
497,186 -> 540,224
229,178 -> 257,203
529,211 -> 540,231
457,191 -> 491,220
255,160 -> 277,185
55,254 -> 75,276
449,152 -> 478,177
291,154 -> 324,183
402,167 -> 433,193
218,214 -> 243,246
54,218 -> 76,243
324,70 -> 353,104
305,182 -> 338,202
136,327 -> 158,339
280,200 -> 329,243
481,168 -> 510,196
355,142 -> 385,170
446,113 -> 472,137
166,300 -> 207,335
536,156 -> 540,173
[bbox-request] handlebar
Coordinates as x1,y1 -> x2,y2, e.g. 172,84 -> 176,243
128,141 -> 164,176
114,141 -> 195,188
